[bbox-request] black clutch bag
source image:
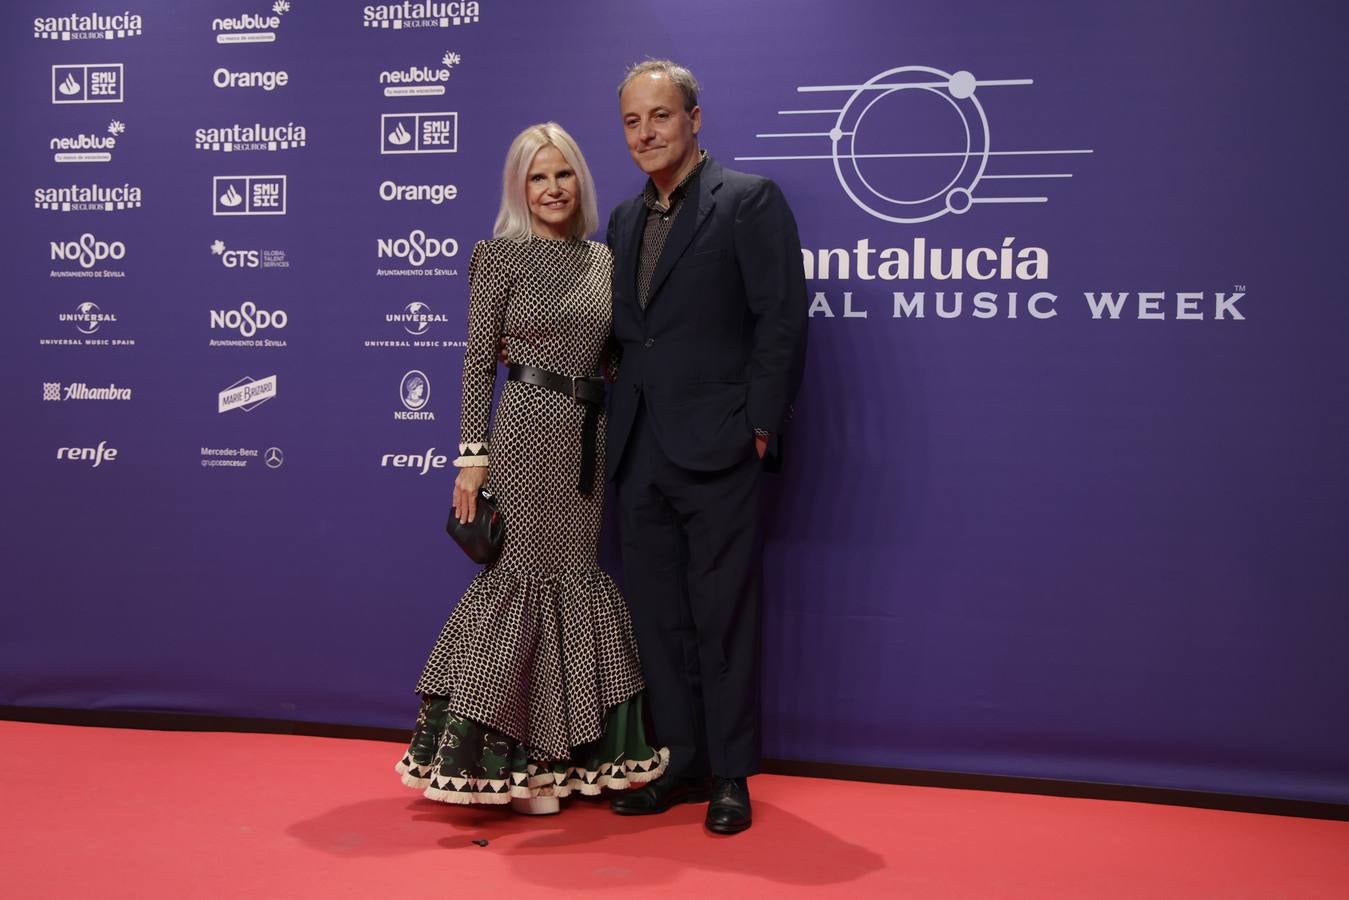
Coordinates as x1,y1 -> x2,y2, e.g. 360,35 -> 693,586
446,487 -> 505,565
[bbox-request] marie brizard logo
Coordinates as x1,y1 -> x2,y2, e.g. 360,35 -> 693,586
736,66 -> 1092,224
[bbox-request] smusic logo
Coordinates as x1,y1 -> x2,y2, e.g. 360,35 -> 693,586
213,175 -> 286,216
52,64 -> 123,104
195,121 -> 307,152
381,112 -> 457,154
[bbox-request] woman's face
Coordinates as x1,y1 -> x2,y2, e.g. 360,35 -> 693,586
526,144 -> 577,239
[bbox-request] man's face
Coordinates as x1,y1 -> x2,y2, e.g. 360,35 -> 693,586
619,73 -> 701,184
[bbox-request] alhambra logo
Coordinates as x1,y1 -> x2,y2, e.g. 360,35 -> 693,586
34,12 -> 143,40
363,3 -> 480,30
380,50 -> 460,97
736,65 -> 1092,224
196,122 -> 307,153
52,120 -> 125,163
213,2 -> 291,44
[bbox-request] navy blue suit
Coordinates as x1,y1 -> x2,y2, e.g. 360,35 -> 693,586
606,157 -> 807,778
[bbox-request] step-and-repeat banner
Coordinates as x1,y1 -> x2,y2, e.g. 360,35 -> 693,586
4,1 -> 1347,803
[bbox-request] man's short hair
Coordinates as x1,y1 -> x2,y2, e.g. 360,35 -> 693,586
618,59 -> 700,112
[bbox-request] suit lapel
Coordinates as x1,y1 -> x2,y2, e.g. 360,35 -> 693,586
644,160 -> 721,312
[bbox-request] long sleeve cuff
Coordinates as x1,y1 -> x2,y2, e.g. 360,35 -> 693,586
453,442 -> 489,468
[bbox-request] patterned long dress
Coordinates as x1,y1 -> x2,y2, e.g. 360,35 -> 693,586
395,236 -> 666,804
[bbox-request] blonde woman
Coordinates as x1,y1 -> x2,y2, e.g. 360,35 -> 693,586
395,123 -> 666,815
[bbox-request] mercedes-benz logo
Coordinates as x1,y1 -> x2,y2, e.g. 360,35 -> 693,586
264,446 -> 284,469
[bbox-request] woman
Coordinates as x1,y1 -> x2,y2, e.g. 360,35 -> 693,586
395,123 -> 666,815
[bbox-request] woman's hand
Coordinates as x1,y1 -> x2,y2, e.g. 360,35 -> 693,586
452,466 -> 489,524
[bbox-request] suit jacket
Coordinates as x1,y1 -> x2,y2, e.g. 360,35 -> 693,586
605,157 -> 808,478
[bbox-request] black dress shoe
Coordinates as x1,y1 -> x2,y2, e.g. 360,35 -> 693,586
611,775 -> 712,815
705,777 -> 752,834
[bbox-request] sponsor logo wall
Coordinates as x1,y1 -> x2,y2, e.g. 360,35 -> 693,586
8,2 -> 1348,806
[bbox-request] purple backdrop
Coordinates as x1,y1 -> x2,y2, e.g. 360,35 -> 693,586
4,0 -> 1347,804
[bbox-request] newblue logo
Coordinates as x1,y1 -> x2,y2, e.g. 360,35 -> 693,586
213,2 -> 290,44
363,3 -> 480,29
381,112 -> 457,154
35,12 -> 143,40
52,120 -> 125,163
213,175 -> 286,216
380,50 -> 460,97
52,64 -> 123,104
736,65 -> 1092,224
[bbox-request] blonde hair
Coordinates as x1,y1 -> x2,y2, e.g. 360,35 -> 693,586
493,122 -> 599,242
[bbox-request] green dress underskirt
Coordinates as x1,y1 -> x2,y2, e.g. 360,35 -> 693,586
395,693 -> 668,805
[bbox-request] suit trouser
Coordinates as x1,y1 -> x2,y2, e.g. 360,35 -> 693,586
615,400 -> 762,779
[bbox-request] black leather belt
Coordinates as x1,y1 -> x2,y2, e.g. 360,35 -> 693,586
507,363 -> 604,494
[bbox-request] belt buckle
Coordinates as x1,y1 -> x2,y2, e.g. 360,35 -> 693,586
570,375 -> 581,402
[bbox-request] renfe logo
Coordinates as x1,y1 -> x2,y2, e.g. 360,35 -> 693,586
52,64 -> 123,104
381,448 -> 448,474
57,440 -> 118,467
381,112 -> 457,154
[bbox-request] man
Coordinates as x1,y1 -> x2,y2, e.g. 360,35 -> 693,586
605,59 -> 808,834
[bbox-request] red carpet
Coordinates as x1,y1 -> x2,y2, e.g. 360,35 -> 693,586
2,721 -> 1346,898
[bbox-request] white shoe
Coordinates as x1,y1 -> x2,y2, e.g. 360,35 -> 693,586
510,796 -> 560,815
